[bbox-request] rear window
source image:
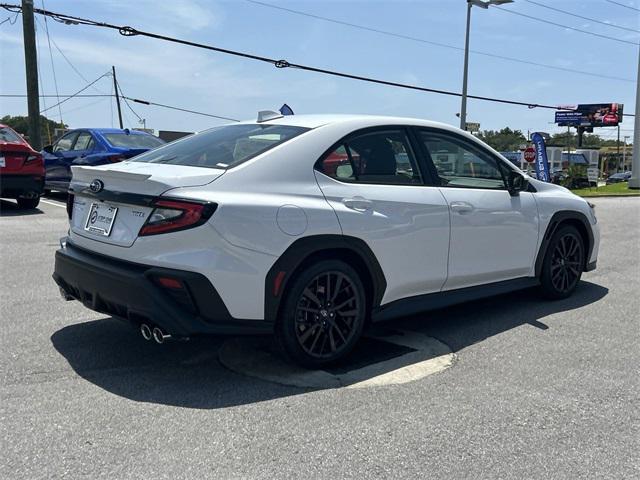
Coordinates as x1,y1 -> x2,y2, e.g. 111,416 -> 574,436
131,124 -> 309,169
0,127 -> 23,143
103,133 -> 165,149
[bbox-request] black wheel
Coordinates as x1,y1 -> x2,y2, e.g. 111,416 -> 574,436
16,197 -> 40,210
540,225 -> 584,299
276,259 -> 367,368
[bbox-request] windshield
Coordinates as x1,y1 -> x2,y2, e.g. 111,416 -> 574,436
103,133 -> 165,149
0,127 -> 23,143
131,124 -> 310,169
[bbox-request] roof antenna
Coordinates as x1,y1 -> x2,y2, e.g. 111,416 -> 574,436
257,110 -> 283,123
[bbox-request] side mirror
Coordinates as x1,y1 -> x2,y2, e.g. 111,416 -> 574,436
42,145 -> 53,153
507,170 -> 528,196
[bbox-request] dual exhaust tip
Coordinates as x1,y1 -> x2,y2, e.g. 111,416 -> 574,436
140,323 -> 171,344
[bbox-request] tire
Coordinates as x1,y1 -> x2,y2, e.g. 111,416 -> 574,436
540,225 -> 585,299
275,259 -> 367,368
16,197 -> 40,210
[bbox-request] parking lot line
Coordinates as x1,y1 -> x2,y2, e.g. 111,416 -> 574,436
41,199 -> 66,208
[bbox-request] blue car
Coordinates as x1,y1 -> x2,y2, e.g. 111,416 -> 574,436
42,128 -> 165,192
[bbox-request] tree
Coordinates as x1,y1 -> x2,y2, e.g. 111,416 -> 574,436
475,127 -> 527,151
547,132 -> 620,148
0,115 -> 66,144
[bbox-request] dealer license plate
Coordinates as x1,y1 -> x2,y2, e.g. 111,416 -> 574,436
84,202 -> 118,236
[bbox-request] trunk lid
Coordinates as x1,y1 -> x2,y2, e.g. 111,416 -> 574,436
69,162 -> 224,248
0,143 -> 34,172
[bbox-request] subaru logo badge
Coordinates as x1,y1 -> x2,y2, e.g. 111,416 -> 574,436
89,179 -> 104,193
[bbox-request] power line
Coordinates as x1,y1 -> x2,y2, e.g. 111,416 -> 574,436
3,3 -> 634,118
39,71 -> 111,113
494,5 -> 638,45
122,96 -> 240,122
525,0 -> 640,34
41,0 -> 63,123
606,0 -> 640,12
245,0 -> 634,83
114,78 -> 143,123
1,94 -> 112,97
0,9 -> 17,25
34,15 -> 106,93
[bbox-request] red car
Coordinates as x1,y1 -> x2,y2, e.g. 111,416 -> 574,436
0,124 -> 44,209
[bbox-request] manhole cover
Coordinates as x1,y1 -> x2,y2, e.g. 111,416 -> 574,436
218,329 -> 455,389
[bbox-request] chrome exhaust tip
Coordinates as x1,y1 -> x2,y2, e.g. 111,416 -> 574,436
59,287 -> 74,301
152,327 -> 171,344
140,323 -> 152,341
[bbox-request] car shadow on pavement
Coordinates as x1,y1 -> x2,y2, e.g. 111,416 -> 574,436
50,280 -> 608,409
0,199 -> 44,216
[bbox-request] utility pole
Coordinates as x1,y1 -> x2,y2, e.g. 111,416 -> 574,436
630,45 -> 640,189
616,125 -> 621,173
21,0 -> 41,150
112,65 -> 123,129
459,1 -> 472,131
623,135 -> 630,171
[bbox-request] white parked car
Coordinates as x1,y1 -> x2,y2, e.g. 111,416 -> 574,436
54,113 -> 599,367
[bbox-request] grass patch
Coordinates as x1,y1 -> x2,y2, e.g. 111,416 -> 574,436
571,182 -> 640,197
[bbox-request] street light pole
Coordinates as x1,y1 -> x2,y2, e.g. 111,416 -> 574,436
629,45 -> 640,189
460,2 -> 472,131
459,0 -> 513,132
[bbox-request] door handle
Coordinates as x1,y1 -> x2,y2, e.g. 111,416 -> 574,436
342,197 -> 373,212
450,201 -> 474,214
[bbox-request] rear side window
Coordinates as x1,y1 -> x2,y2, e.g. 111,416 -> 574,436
132,124 -> 309,169
72,132 -> 94,151
318,130 -> 421,185
103,133 -> 164,149
0,127 -> 22,143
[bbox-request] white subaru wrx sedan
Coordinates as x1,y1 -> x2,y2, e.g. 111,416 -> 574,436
54,113 -> 599,367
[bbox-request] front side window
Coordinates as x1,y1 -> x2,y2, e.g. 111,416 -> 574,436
132,124 -> 308,169
318,130 -> 421,185
419,131 -> 506,189
72,132 -> 94,151
54,132 -> 78,153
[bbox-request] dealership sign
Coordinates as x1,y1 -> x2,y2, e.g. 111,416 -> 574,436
555,103 -> 623,127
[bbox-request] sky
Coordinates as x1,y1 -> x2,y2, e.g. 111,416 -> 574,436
0,0 -> 637,142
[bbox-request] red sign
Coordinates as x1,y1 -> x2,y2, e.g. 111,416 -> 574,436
524,147 -> 536,163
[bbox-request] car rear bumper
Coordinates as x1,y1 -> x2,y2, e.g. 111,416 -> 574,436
53,239 -> 273,337
0,174 -> 44,197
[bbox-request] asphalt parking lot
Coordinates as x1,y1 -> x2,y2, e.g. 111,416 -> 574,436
1,195 -> 638,479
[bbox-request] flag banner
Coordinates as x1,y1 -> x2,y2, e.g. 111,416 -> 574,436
279,104 -> 294,116
531,132 -> 550,183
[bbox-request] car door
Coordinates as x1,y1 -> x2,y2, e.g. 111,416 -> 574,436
314,127 -> 450,305
64,131 -> 95,184
416,128 -> 539,290
45,131 -> 78,187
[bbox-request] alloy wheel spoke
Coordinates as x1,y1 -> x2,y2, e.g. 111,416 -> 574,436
303,288 -> 323,307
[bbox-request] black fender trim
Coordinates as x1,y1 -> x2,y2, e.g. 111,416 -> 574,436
534,210 -> 594,277
264,235 -> 386,322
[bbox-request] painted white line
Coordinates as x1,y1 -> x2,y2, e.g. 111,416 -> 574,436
41,199 -> 66,208
218,329 -> 455,389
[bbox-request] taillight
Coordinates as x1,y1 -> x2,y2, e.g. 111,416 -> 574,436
66,193 -> 74,220
138,199 -> 217,236
25,154 -> 41,164
108,154 -> 125,163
